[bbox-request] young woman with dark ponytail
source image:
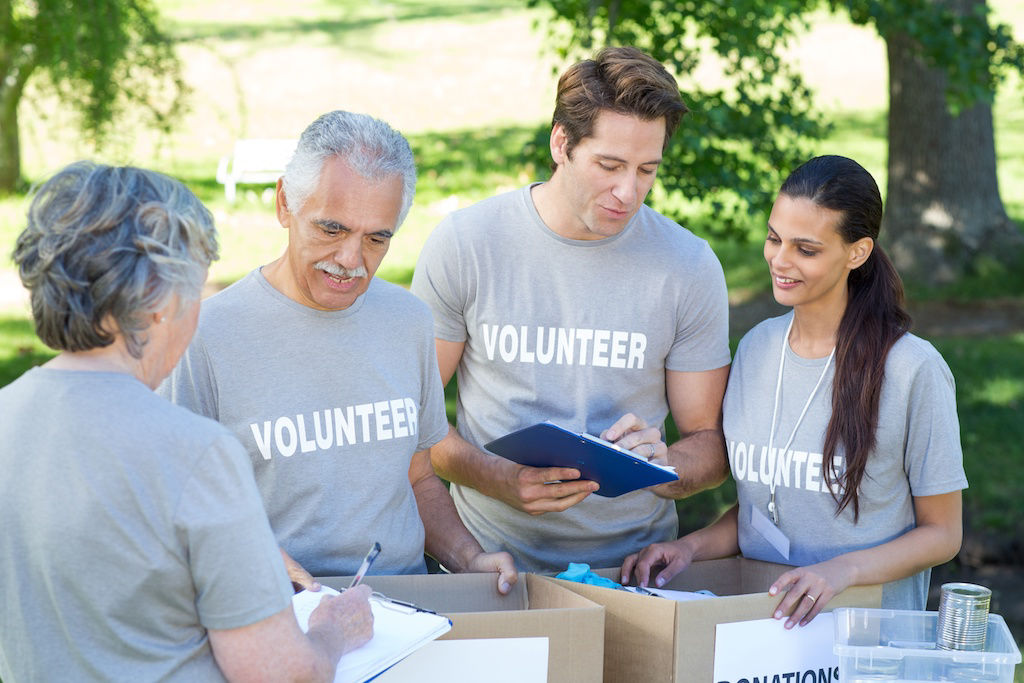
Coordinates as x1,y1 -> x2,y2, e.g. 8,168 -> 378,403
622,155 -> 967,627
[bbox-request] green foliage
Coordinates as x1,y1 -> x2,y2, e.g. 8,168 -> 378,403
0,0 -> 186,187
526,0 -> 1023,240
37,0 -> 184,132
932,333 -> 1024,535
409,125 -> 550,203
837,0 -> 1024,114
527,0 -> 829,240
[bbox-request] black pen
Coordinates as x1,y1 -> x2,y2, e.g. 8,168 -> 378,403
348,542 -> 382,588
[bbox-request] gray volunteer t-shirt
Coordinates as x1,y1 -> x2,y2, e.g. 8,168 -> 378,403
724,313 -> 968,609
411,184 -> 731,572
0,369 -> 291,682
161,270 -> 448,576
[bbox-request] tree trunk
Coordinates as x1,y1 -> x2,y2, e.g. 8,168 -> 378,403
0,95 -> 23,193
882,0 -> 1023,286
0,41 -> 37,194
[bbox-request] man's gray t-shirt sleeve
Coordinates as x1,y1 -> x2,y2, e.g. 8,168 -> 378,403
665,240 -> 730,372
411,214 -> 469,343
415,315 -> 450,452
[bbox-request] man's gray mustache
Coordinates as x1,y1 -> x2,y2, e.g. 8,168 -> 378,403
315,261 -> 367,279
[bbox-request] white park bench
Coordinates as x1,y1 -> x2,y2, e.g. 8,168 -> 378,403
215,138 -> 298,202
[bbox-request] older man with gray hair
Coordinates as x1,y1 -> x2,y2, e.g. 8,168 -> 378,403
162,110 -> 516,593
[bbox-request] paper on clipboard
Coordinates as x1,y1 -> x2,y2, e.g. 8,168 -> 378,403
292,586 -> 452,683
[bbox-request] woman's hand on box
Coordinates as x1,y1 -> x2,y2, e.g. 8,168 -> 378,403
768,559 -> 855,628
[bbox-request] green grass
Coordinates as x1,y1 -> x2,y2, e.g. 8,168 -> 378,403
934,334 -> 1024,535
0,316 -> 55,386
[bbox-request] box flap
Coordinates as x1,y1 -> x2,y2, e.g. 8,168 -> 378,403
320,572 -> 528,612
653,556 -> 793,595
543,573 -> 677,682
737,556 -> 795,591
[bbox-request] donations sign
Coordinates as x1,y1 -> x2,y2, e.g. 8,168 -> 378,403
713,614 -> 839,683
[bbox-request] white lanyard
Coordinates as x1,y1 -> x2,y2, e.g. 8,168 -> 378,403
765,317 -> 834,525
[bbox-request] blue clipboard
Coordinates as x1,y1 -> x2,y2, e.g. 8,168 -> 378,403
483,422 -> 679,498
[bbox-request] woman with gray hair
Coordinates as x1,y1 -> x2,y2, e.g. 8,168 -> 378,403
0,162 -> 372,682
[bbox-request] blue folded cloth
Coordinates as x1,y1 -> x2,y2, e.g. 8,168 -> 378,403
555,562 -> 622,589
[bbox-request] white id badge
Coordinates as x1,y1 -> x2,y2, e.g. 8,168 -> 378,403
751,505 -> 791,560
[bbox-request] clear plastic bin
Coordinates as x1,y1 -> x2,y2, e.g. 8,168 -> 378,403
833,608 -> 1021,682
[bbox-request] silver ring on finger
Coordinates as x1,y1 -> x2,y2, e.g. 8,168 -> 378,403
646,443 -> 656,459
804,594 -> 817,604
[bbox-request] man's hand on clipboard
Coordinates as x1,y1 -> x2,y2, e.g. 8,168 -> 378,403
600,413 -> 669,466
499,461 -> 600,515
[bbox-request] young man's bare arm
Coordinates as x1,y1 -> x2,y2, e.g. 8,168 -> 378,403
653,366 -> 731,499
428,338 -> 598,515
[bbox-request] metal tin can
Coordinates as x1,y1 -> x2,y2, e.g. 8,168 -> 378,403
936,582 -> 991,651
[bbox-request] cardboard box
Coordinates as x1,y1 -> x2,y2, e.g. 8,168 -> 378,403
319,572 -> 605,683
377,638 -> 550,682
542,557 -> 883,683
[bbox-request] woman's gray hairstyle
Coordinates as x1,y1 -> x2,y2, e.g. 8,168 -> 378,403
281,110 -> 417,227
13,161 -> 219,359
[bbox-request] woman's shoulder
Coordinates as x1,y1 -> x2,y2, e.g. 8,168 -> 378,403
887,331 -> 949,371
882,332 -> 956,396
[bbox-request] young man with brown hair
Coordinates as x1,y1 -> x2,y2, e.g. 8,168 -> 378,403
411,47 -> 731,572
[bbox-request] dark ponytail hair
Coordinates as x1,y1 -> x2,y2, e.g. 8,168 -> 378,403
779,155 -> 911,521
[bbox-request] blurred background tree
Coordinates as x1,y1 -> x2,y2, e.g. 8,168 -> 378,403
528,0 -> 1024,286
877,0 -> 1023,284
0,0 -> 186,193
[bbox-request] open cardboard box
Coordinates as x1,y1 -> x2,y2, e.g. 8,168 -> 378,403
541,557 -> 882,682
319,572 -> 604,683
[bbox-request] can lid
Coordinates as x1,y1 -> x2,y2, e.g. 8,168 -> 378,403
941,582 -> 993,599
